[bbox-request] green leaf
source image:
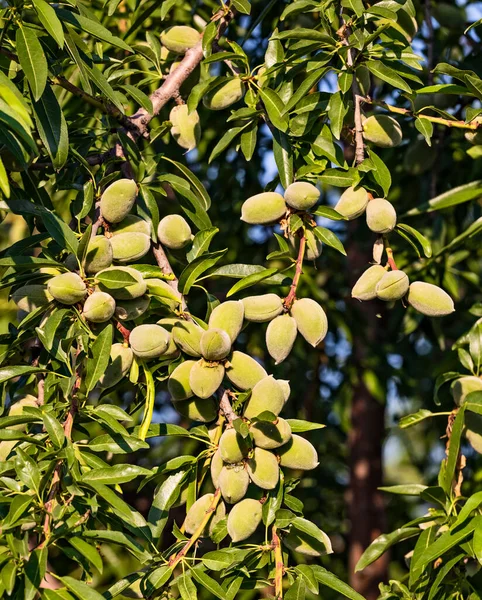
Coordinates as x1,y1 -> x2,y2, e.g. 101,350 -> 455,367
404,180 -> 482,216
85,64 -> 125,113
81,464 -> 151,485
15,448 -> 41,495
24,548 -> 47,600
273,28 -> 334,45
415,117 -> 433,146
0,365 -> 46,383
33,86 -> 69,170
259,88 -> 289,132
2,494 -> 32,529
378,484 -> 428,495
313,226 -> 346,255
16,26 -> 48,101
85,325 -> 113,394
319,168 -> 358,187
59,575 -> 106,600
442,405 -> 465,494
178,250 -> 227,294
366,60 -> 412,93
160,156 -> 211,210
190,568 -> 226,599
368,148 -> 391,196
240,123 -> 258,161
232,0 -> 251,14
83,481 -> 148,530
312,566 -> 365,600
43,211 -> 79,255
208,263 -> 289,286
43,412 -> 65,448
121,84 -> 153,114
272,129 -> 294,189
399,409 -> 436,428
96,268 -> 138,289
396,224 -> 432,258
327,91 -> 348,140
452,490 -> 482,529
68,538 -> 103,574
285,576 -> 306,600
227,268 -> 278,297
55,8 -> 132,52
209,125 -> 246,163
413,516 -> 481,571
149,469 -> 188,542
427,553 -> 465,600
355,527 -> 419,571
178,573 -> 197,600
312,206 -> 347,220
187,228 -> 219,262
285,419 -> 326,432
32,0 -> 64,47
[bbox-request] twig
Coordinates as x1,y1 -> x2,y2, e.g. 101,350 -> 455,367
365,98 -> 482,130
272,526 -> 284,599
219,388 -> 237,424
168,488 -> 221,568
116,321 -> 131,342
382,236 -> 398,270
283,232 -> 306,310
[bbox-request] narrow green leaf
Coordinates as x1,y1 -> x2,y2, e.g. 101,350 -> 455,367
227,268 -> 278,297
16,26 -> 47,101
190,568 -> 226,599
366,60 -> 412,93
33,86 -> 69,169
272,129 -> 293,189
178,250 -> 227,294
355,527 -> 419,571
259,88 -> 288,132
32,0 -> 64,47
59,575 -> 106,600
313,226 -> 346,255
43,412 -> 65,448
396,224 -> 432,258
85,324 -> 113,393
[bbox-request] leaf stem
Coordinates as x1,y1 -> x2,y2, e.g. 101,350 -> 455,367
139,365 -> 155,441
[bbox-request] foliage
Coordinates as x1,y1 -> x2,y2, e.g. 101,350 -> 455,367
0,0 -> 481,599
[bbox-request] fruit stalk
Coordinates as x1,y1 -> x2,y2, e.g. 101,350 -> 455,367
283,233 -> 306,310
168,487 -> 222,568
383,236 -> 398,270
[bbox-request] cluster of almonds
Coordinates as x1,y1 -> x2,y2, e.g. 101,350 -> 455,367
157,25 -> 244,151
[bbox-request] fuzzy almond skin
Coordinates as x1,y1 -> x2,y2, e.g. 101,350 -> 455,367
277,380 -> 291,403
85,236 -> 113,274
290,298 -> 328,347
100,179 -> 138,224
129,324 -> 170,359
362,115 -> 402,148
83,292 -> 116,323
242,294 -> 283,323
451,376 -> 482,407
250,417 -> 292,450
219,465 -> 250,504
284,517 -> 332,557
184,493 -> 214,535
352,265 -> 387,301
227,498 -> 262,542
219,428 -> 251,463
170,104 -> 201,151
172,320 -> 203,357
189,360 -> 225,399
366,198 -> 397,233
278,435 -> 319,470
407,282 -> 455,317
168,360 -> 196,401
240,192 -> 286,225
97,266 -> 147,300
266,314 -> 298,365
160,26 -> 200,54
334,186 -> 369,220
376,270 -> 409,301
210,448 -> 224,488
208,300 -> 244,343
99,343 -> 134,389
225,351 -> 267,391
115,296 -> 150,321
246,447 -> 279,490
200,328 -> 231,361
12,284 -> 53,312
112,214 -> 151,237
157,214 -> 192,249
48,273 -> 86,305
203,78 -> 245,111
284,182 -> 320,210
110,232 -> 151,263
173,397 -> 218,422
243,376 -> 285,420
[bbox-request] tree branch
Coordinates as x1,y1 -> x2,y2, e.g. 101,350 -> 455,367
272,526 -> 284,599
283,232 -> 306,310
219,387 -> 237,424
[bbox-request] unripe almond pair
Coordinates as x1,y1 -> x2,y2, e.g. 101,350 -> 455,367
241,182 -> 320,225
